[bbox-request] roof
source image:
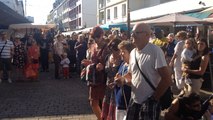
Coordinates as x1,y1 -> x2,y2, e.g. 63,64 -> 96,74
0,1 -> 30,29
130,0 -> 213,21
186,11 -> 212,19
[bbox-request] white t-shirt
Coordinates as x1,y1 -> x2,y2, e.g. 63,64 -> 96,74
174,40 -> 185,68
181,48 -> 196,63
129,43 -> 167,104
54,41 -> 64,55
0,40 -> 14,58
60,58 -> 70,68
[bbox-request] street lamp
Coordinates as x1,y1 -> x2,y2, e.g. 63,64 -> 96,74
127,0 -> 131,39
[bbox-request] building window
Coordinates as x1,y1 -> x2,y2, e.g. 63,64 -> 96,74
122,4 -> 126,17
107,9 -> 110,20
114,7 -> 117,18
79,5 -> 81,13
99,0 -> 104,8
79,17 -> 81,26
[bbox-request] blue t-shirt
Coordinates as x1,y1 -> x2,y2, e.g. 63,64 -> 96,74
114,62 -> 131,110
166,40 -> 177,57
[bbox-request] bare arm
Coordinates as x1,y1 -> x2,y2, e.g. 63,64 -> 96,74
153,66 -> 172,101
74,43 -> 82,50
164,98 -> 181,120
169,53 -> 177,67
11,46 -> 14,57
114,71 -> 132,86
123,72 -> 132,86
185,55 -> 209,76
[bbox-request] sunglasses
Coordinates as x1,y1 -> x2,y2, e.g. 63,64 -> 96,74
131,31 -> 147,35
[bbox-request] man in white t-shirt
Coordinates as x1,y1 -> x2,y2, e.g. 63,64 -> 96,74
124,23 -> 172,120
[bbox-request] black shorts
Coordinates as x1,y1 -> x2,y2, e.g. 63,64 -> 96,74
0,58 -> 12,71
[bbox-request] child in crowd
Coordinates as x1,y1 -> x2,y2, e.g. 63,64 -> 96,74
181,38 -> 197,94
60,53 -> 70,79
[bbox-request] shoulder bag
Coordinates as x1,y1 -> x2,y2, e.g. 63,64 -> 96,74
134,50 -> 173,110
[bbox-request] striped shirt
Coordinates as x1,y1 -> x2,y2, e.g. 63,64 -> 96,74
0,40 -> 14,58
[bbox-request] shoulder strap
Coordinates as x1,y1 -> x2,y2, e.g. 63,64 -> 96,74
0,41 -> 7,55
134,50 -> 156,91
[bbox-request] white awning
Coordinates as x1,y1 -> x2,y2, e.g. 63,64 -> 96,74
130,0 -> 213,21
9,23 -> 56,30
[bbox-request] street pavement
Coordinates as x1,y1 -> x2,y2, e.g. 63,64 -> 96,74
0,66 -> 96,120
0,64 -> 212,120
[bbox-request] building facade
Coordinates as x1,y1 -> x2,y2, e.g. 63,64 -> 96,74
0,0 -> 24,16
47,0 -> 97,32
97,0 -> 172,25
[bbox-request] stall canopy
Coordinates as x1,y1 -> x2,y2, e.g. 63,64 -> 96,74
146,13 -> 207,26
9,23 -> 56,30
0,1 -> 30,29
186,11 -> 212,19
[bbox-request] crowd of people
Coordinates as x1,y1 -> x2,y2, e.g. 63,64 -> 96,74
0,30 -> 53,82
0,22 -> 212,120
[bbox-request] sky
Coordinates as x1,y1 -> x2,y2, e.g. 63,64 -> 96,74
23,0 -> 55,24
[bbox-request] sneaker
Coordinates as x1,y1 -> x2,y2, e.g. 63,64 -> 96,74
8,78 -> 12,83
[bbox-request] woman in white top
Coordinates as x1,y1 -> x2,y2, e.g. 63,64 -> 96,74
169,31 -> 187,96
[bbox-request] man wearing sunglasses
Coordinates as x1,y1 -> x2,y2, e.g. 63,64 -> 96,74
165,93 -> 210,120
125,23 -> 172,120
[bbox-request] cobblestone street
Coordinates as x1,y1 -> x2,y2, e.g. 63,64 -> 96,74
0,67 -> 96,120
0,64 -> 212,120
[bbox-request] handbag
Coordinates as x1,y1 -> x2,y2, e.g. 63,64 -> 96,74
134,50 -> 173,110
